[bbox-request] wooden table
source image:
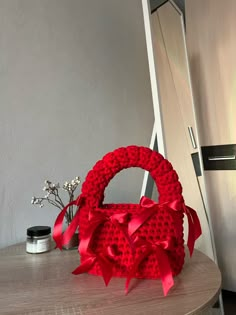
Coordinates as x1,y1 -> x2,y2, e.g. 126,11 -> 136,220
0,243 -> 221,315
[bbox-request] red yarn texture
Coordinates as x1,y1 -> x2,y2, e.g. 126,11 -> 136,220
79,146 -> 185,279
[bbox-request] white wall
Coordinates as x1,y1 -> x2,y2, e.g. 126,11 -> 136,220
0,0 -> 154,248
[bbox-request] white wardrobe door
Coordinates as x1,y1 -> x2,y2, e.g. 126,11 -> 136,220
186,0 -> 236,291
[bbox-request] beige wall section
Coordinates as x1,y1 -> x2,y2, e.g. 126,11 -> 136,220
186,0 -> 236,291
151,2 -> 214,259
0,0 -> 154,248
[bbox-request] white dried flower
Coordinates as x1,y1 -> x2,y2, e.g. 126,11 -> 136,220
32,176 -> 81,224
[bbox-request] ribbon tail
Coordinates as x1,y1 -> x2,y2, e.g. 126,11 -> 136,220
125,276 -> 132,295
125,247 -> 152,294
187,206 -> 202,240
61,196 -> 83,247
53,200 -> 77,250
128,207 -> 156,236
78,218 -> 106,254
156,247 -> 174,296
113,221 -> 135,255
62,208 -> 80,247
183,204 -> 202,256
72,256 -> 96,275
186,211 -> 195,257
99,255 -> 114,287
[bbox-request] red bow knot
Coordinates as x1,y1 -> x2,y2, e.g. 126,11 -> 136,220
72,245 -> 117,286
110,212 -> 130,224
126,236 -> 175,296
128,196 -> 202,256
159,200 -> 202,256
161,200 -> 202,256
128,196 -> 159,236
79,211 -> 132,255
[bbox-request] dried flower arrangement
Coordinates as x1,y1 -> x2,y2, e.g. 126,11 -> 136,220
31,176 -> 81,225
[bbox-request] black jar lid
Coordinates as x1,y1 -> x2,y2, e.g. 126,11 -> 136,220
27,226 -> 51,237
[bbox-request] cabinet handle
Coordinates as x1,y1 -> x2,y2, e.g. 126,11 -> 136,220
188,126 -> 197,149
208,155 -> 236,161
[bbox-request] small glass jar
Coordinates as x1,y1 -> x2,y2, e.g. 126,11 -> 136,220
26,226 -> 51,254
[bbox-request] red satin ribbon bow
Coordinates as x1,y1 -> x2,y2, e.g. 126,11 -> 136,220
128,197 -> 180,235
128,196 -> 159,236
128,196 -> 202,257
79,211 -> 132,255
72,245 -> 117,286
161,198 -> 202,256
126,236 -> 175,296
159,198 -> 202,256
53,195 -> 83,250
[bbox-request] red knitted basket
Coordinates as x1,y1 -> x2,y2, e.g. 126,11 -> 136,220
79,147 -> 184,279
53,145 -> 201,295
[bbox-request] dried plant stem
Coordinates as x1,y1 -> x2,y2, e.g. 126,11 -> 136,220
32,177 -> 81,227
54,189 -> 65,208
68,194 -> 74,223
45,199 -> 61,209
46,199 -> 69,223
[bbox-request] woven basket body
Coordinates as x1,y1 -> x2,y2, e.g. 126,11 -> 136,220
78,146 -> 185,279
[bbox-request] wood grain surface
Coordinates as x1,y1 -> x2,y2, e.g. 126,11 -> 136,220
0,243 -> 221,315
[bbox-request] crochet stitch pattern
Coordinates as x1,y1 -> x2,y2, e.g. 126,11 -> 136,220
78,146 -> 185,280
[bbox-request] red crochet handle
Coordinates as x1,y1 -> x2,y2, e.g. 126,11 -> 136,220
81,145 -> 183,208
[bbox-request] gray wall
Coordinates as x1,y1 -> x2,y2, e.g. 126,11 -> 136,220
0,0 -> 154,248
